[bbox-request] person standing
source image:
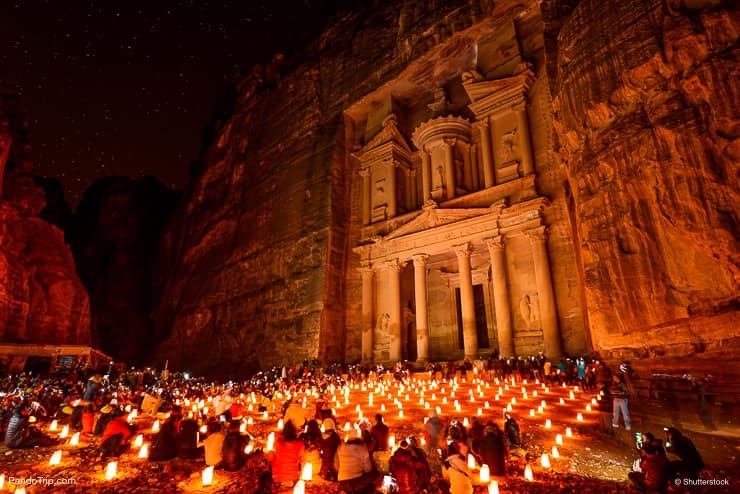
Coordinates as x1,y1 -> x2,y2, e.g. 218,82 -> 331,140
611,375 -> 631,430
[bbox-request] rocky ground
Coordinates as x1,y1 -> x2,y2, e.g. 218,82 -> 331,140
1,379 -> 737,493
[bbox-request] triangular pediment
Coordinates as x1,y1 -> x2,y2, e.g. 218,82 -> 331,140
384,205 -> 492,240
462,68 -> 535,118
359,114 -> 412,156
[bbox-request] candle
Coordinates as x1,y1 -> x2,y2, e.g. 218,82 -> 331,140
479,464 -> 490,482
529,409 -> 535,417
577,413 -> 584,422
524,464 -> 534,481
301,462 -> 313,481
569,390 -> 575,399
488,479 -> 499,494
467,453 -> 476,469
556,433 -> 563,445
105,461 -> 117,480
586,404 -> 592,412
552,445 -> 560,458
240,422 -> 247,433
566,427 -> 573,437
69,432 -> 80,446
389,434 -> 396,449
152,419 -> 160,432
49,419 -> 58,431
244,443 -> 254,454
134,434 -> 143,448
0,473 -> 4,489
293,480 -> 306,494
202,465 -> 214,486
138,443 -> 149,458
541,453 -> 551,468
59,425 -> 69,439
545,419 -> 552,429
266,431 -> 275,451
49,450 -> 62,465
559,397 -> 565,405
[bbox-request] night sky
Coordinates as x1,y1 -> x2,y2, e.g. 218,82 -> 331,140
0,0 -> 352,207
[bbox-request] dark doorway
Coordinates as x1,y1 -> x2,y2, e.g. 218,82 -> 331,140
456,285 -> 490,350
23,356 -> 52,376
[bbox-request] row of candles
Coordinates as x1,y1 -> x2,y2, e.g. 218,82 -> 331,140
29,375 -> 601,490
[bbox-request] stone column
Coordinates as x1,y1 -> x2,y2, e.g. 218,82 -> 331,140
470,142 -> 480,191
478,118 -> 495,188
527,227 -> 563,359
485,237 -> 514,357
359,168 -> 371,225
408,169 -> 417,210
360,263 -> 375,364
514,106 -> 535,176
421,148 -> 431,202
443,138 -> 456,200
454,243 -> 478,360
386,259 -> 403,363
412,254 -> 430,363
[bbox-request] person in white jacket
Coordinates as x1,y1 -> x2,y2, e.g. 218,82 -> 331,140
442,442 -> 473,494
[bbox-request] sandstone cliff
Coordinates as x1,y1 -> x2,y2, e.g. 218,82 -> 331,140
151,0 -> 738,377
545,0 -> 739,360
71,176 -> 180,364
0,88 -> 91,347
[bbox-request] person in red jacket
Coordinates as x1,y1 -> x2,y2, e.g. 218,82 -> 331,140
99,408 -> 135,459
272,420 -> 305,488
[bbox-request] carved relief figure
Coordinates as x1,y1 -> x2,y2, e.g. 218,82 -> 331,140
377,313 -> 390,333
374,179 -> 386,206
519,294 -> 538,329
501,128 -> 519,162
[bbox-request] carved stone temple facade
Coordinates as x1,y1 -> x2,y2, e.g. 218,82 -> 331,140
151,0 -> 737,378
352,64 -> 570,365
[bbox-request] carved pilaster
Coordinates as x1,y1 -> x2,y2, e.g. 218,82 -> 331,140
478,118 -> 495,188
359,263 -> 375,364
412,254 -> 431,363
384,258 -> 403,362
526,226 -> 563,359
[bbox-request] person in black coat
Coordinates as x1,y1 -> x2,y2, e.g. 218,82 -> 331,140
504,414 -> 520,448
665,427 -> 704,478
478,422 -> 507,476
149,410 -> 181,461
221,420 -> 248,471
177,418 -> 201,459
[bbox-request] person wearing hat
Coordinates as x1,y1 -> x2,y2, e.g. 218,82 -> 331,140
319,418 -> 340,481
94,403 -> 115,436
611,374 -> 631,431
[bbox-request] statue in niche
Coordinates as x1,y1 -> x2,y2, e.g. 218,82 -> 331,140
501,128 -> 519,163
519,294 -> 539,330
377,313 -> 390,333
436,165 -> 445,188
374,179 -> 386,205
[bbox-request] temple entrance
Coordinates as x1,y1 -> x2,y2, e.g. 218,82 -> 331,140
456,285 -> 490,351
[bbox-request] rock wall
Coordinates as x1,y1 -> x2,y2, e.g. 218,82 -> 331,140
71,176 -> 180,364
152,0 -> 737,376
546,0 -> 739,361
0,88 -> 91,346
0,171 -> 91,345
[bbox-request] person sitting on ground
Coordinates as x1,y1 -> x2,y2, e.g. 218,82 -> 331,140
665,427 -> 704,479
4,405 -> 45,449
283,396 -> 307,429
272,420 -> 305,487
407,436 -> 432,490
334,436 -> 378,494
628,443 -> 671,493
478,422 -> 507,477
370,413 -> 389,452
300,419 -> 322,479
319,417 -> 341,481
99,408 -> 135,459
442,441 -> 473,494
177,417 -> 201,459
389,439 -> 418,494
504,413 -> 521,448
94,402 -> 115,436
149,407 -> 181,461
222,420 -> 249,471
198,421 -> 225,467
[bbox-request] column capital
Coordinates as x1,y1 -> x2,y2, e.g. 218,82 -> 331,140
443,137 -> 457,147
485,236 -> 505,251
525,225 -> 547,243
478,117 -> 490,128
358,262 -> 374,274
453,243 -> 471,259
412,254 -> 430,268
384,258 -> 403,272
358,168 -> 370,177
